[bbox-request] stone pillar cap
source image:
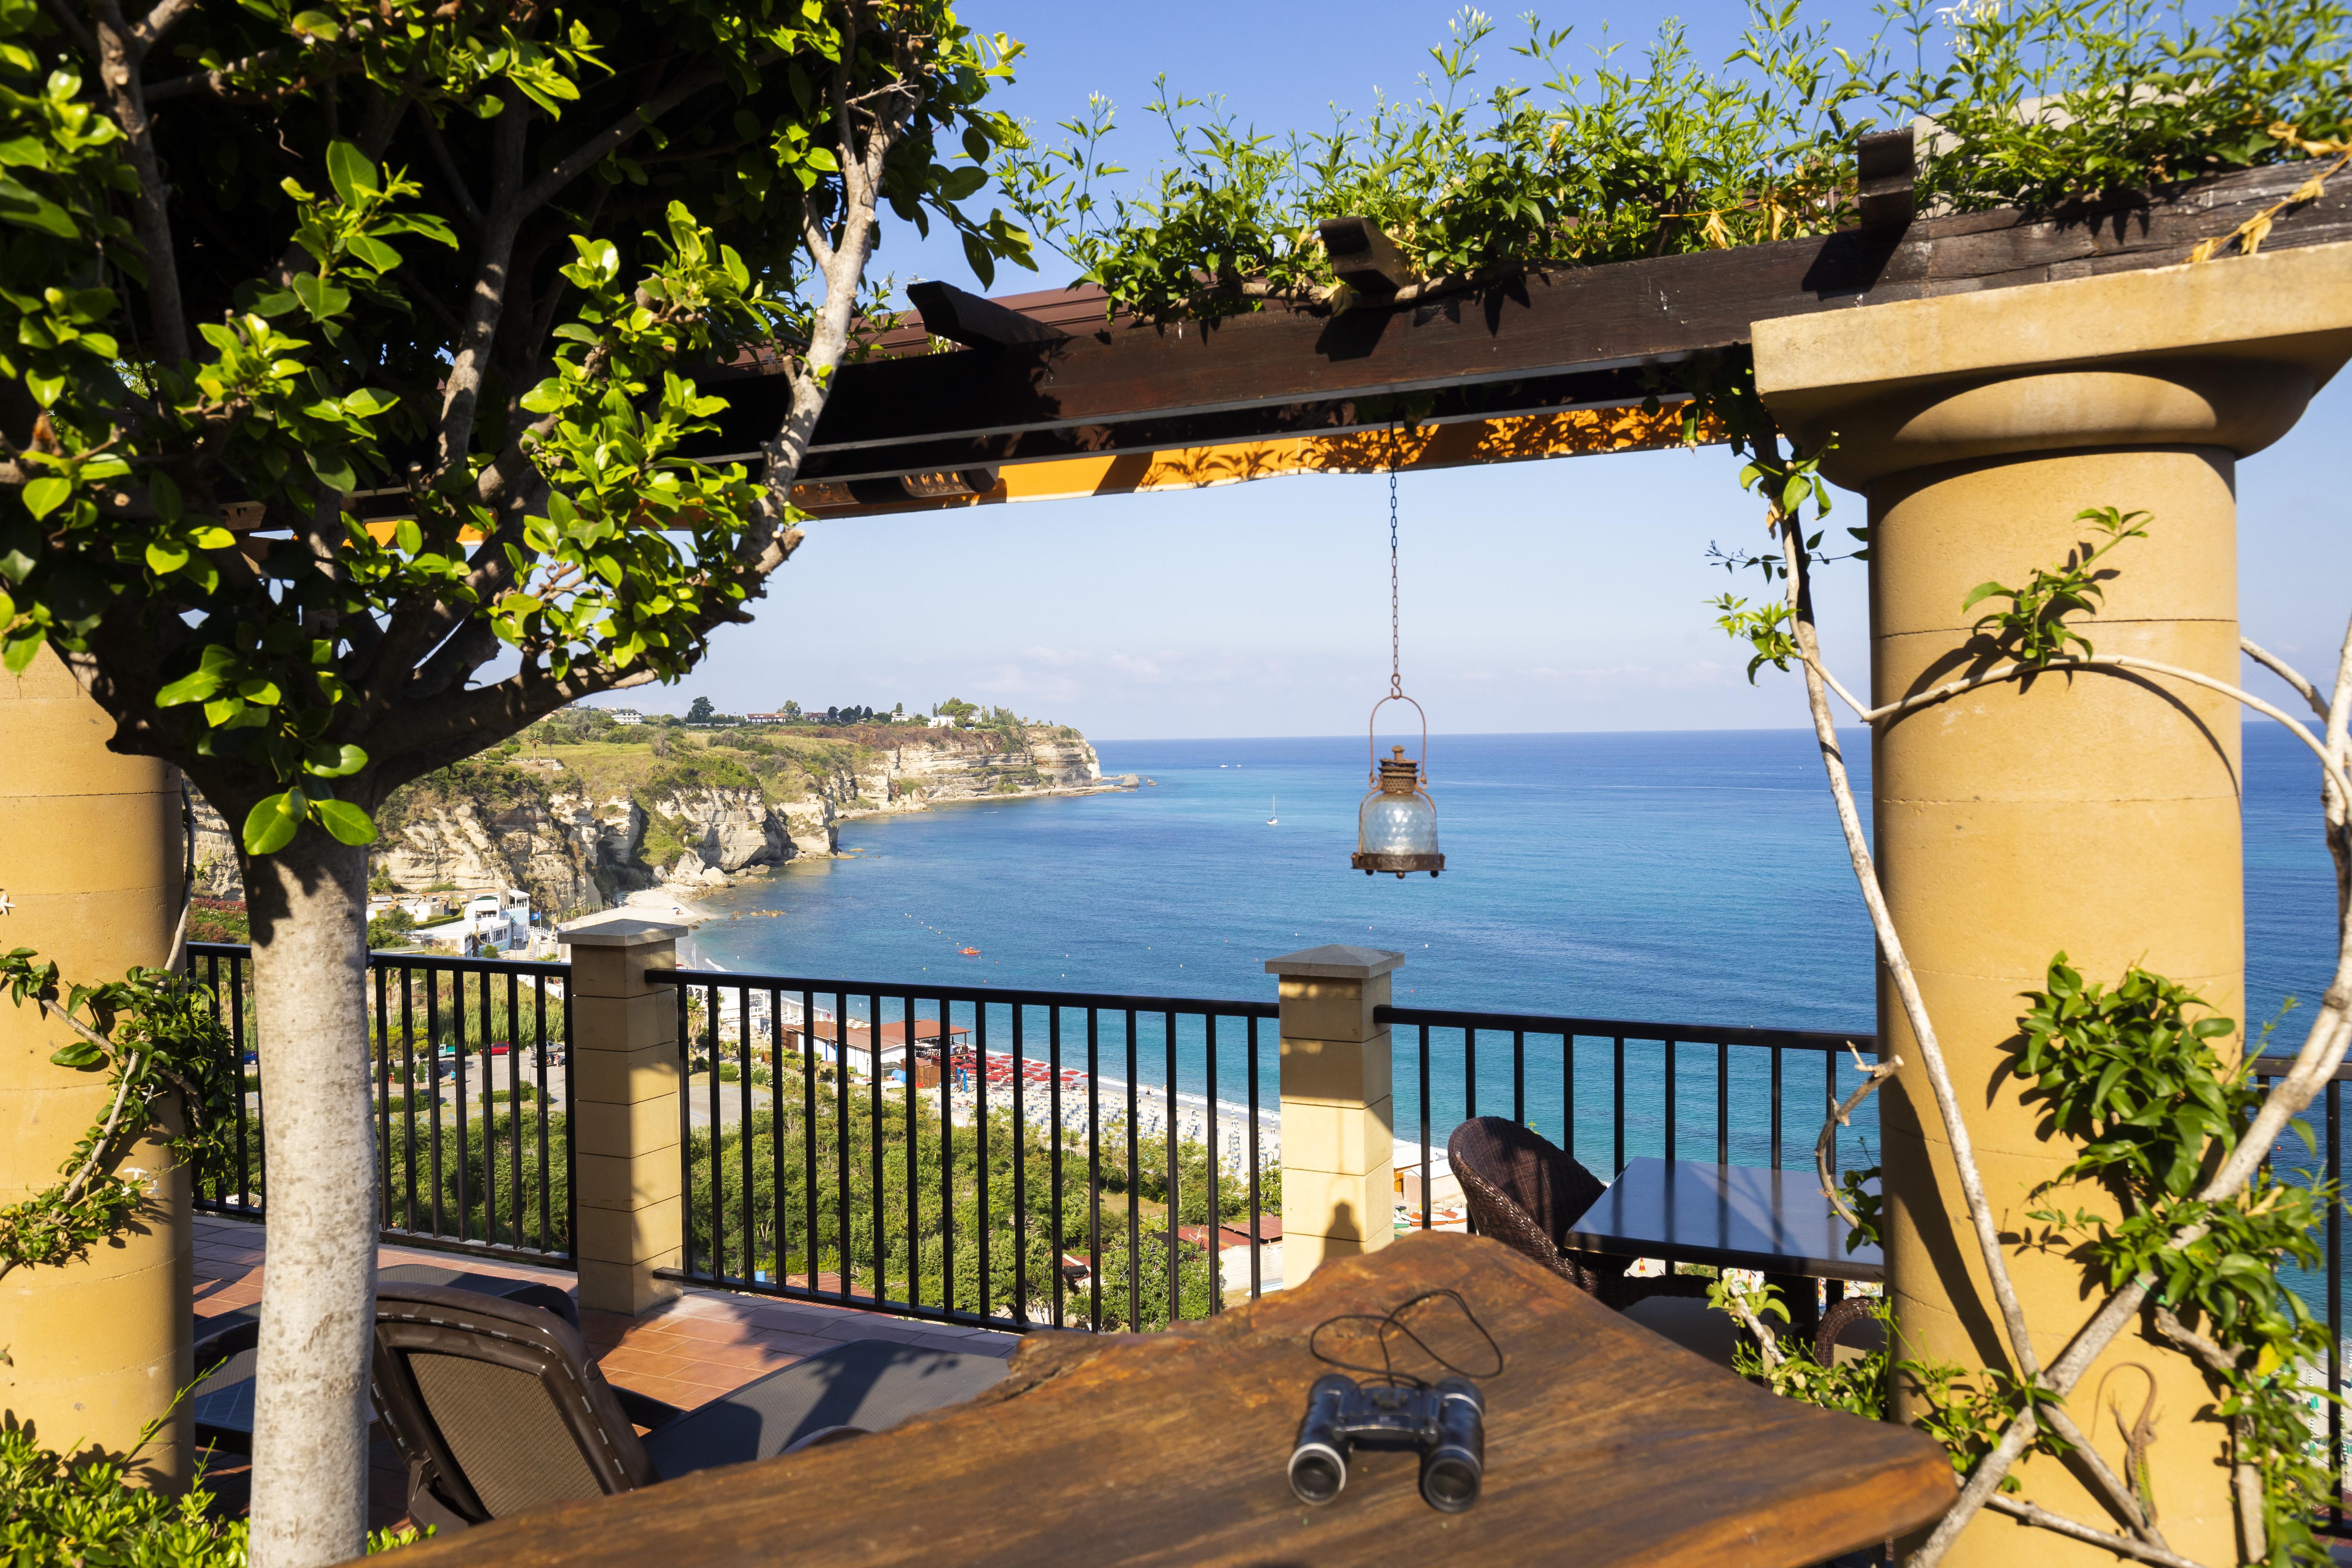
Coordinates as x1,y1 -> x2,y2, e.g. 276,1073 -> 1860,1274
1753,239 -> 2352,484
559,917 -> 686,948
1265,944 -> 1405,978
1756,241 -> 2352,395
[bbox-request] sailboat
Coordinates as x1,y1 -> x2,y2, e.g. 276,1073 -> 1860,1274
1266,795 -> 1278,827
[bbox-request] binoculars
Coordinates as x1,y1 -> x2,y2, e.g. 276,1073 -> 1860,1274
1286,1372 -> 1486,1513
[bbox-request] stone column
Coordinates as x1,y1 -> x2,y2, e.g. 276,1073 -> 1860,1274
1754,242 -> 2352,1565
562,919 -> 685,1317
1270,945 -> 1402,1286
0,648 -> 189,1484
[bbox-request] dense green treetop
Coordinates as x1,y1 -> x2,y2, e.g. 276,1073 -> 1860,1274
0,0 -> 1031,858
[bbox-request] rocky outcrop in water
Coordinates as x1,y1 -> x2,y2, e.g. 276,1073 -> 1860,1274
189,723 -> 1111,916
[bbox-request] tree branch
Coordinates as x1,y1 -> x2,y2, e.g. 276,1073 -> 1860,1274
1867,654 -> 2352,802
1980,1495 -> 2213,1568
416,110 -> 484,231
431,86 -> 530,476
1777,475 -> 2047,1385
2151,1308 -> 2263,1565
89,0 -> 190,362
512,61 -> 730,213
130,0 -> 197,53
1815,1042 -> 1894,1229
2242,636 -> 2326,722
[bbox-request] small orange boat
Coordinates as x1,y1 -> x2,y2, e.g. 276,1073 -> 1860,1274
958,946 -> 980,956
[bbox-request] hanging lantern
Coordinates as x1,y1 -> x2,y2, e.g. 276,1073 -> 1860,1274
1350,435 -> 1442,879
1354,735 -> 1443,878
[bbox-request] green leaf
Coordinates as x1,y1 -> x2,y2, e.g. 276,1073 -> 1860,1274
324,139 -> 376,207
242,790 -> 306,856
2,626 -> 42,674
25,370 -> 61,407
303,742 -> 367,778
21,475 -> 68,519
962,231 -> 996,289
1959,581 -> 2008,612
305,448 -> 357,493
343,233 -> 402,273
47,1039 -> 104,1068
154,668 -> 220,707
518,378 -> 568,414
312,797 -> 378,845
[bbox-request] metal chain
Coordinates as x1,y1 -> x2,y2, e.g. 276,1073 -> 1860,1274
1388,426 -> 1403,698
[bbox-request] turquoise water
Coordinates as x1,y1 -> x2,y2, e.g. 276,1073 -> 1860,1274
682,725 -> 2339,1174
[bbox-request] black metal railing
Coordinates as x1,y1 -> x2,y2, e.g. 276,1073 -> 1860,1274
187,943 -> 575,1267
647,968 -> 1278,1335
1375,1004 -> 1881,1231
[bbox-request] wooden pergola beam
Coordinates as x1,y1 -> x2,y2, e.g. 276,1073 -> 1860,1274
786,404 -> 1706,517
688,163 -> 2350,495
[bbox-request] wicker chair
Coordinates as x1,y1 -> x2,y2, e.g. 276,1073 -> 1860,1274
1446,1118 -> 1710,1306
370,1282 -> 1006,1531
1814,1294 -> 1888,1365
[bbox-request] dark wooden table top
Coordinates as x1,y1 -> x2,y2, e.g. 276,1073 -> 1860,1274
385,1232 -> 1948,1568
1565,1158 -> 1885,1283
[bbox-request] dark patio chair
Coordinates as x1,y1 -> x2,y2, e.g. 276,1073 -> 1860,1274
369,1282 -> 1007,1531
1814,1294 -> 1888,1366
191,1263 -> 579,1455
1446,1117 -> 1731,1364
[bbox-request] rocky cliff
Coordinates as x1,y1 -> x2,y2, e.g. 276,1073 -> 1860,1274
191,723 -> 1112,915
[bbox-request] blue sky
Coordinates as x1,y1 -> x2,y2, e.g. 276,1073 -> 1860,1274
646,0 -> 2352,739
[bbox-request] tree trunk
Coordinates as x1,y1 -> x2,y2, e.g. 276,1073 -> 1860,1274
243,829 -> 375,1568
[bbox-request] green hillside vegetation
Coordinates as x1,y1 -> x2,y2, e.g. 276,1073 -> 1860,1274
688,1076 -> 1271,1329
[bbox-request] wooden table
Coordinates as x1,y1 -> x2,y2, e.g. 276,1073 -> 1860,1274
388,1232 -> 1950,1568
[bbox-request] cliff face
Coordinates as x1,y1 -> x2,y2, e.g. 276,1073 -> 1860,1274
189,724 -> 1111,915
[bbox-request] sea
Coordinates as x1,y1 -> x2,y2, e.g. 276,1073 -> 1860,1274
680,726 -> 2344,1308
682,723 -> 2334,1044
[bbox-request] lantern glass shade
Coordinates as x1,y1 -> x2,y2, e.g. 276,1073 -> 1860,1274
1360,790 -> 1438,856
1351,746 -> 1444,878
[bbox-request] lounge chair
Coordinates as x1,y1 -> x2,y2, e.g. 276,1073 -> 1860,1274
1446,1117 -> 1733,1366
369,1282 -> 1007,1530
191,1263 -> 579,1454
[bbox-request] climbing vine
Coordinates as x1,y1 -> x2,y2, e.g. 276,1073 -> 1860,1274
999,0 -> 2352,321
0,949 -> 235,1274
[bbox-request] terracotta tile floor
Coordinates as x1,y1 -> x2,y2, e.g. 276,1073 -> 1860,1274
191,1213 -> 1018,1530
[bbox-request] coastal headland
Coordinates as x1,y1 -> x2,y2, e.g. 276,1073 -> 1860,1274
190,709 -> 1129,922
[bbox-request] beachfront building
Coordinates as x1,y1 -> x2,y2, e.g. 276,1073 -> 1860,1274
411,889 -> 533,954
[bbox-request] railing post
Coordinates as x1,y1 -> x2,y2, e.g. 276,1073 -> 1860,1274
1267,945 -> 1402,1288
561,920 -> 685,1317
